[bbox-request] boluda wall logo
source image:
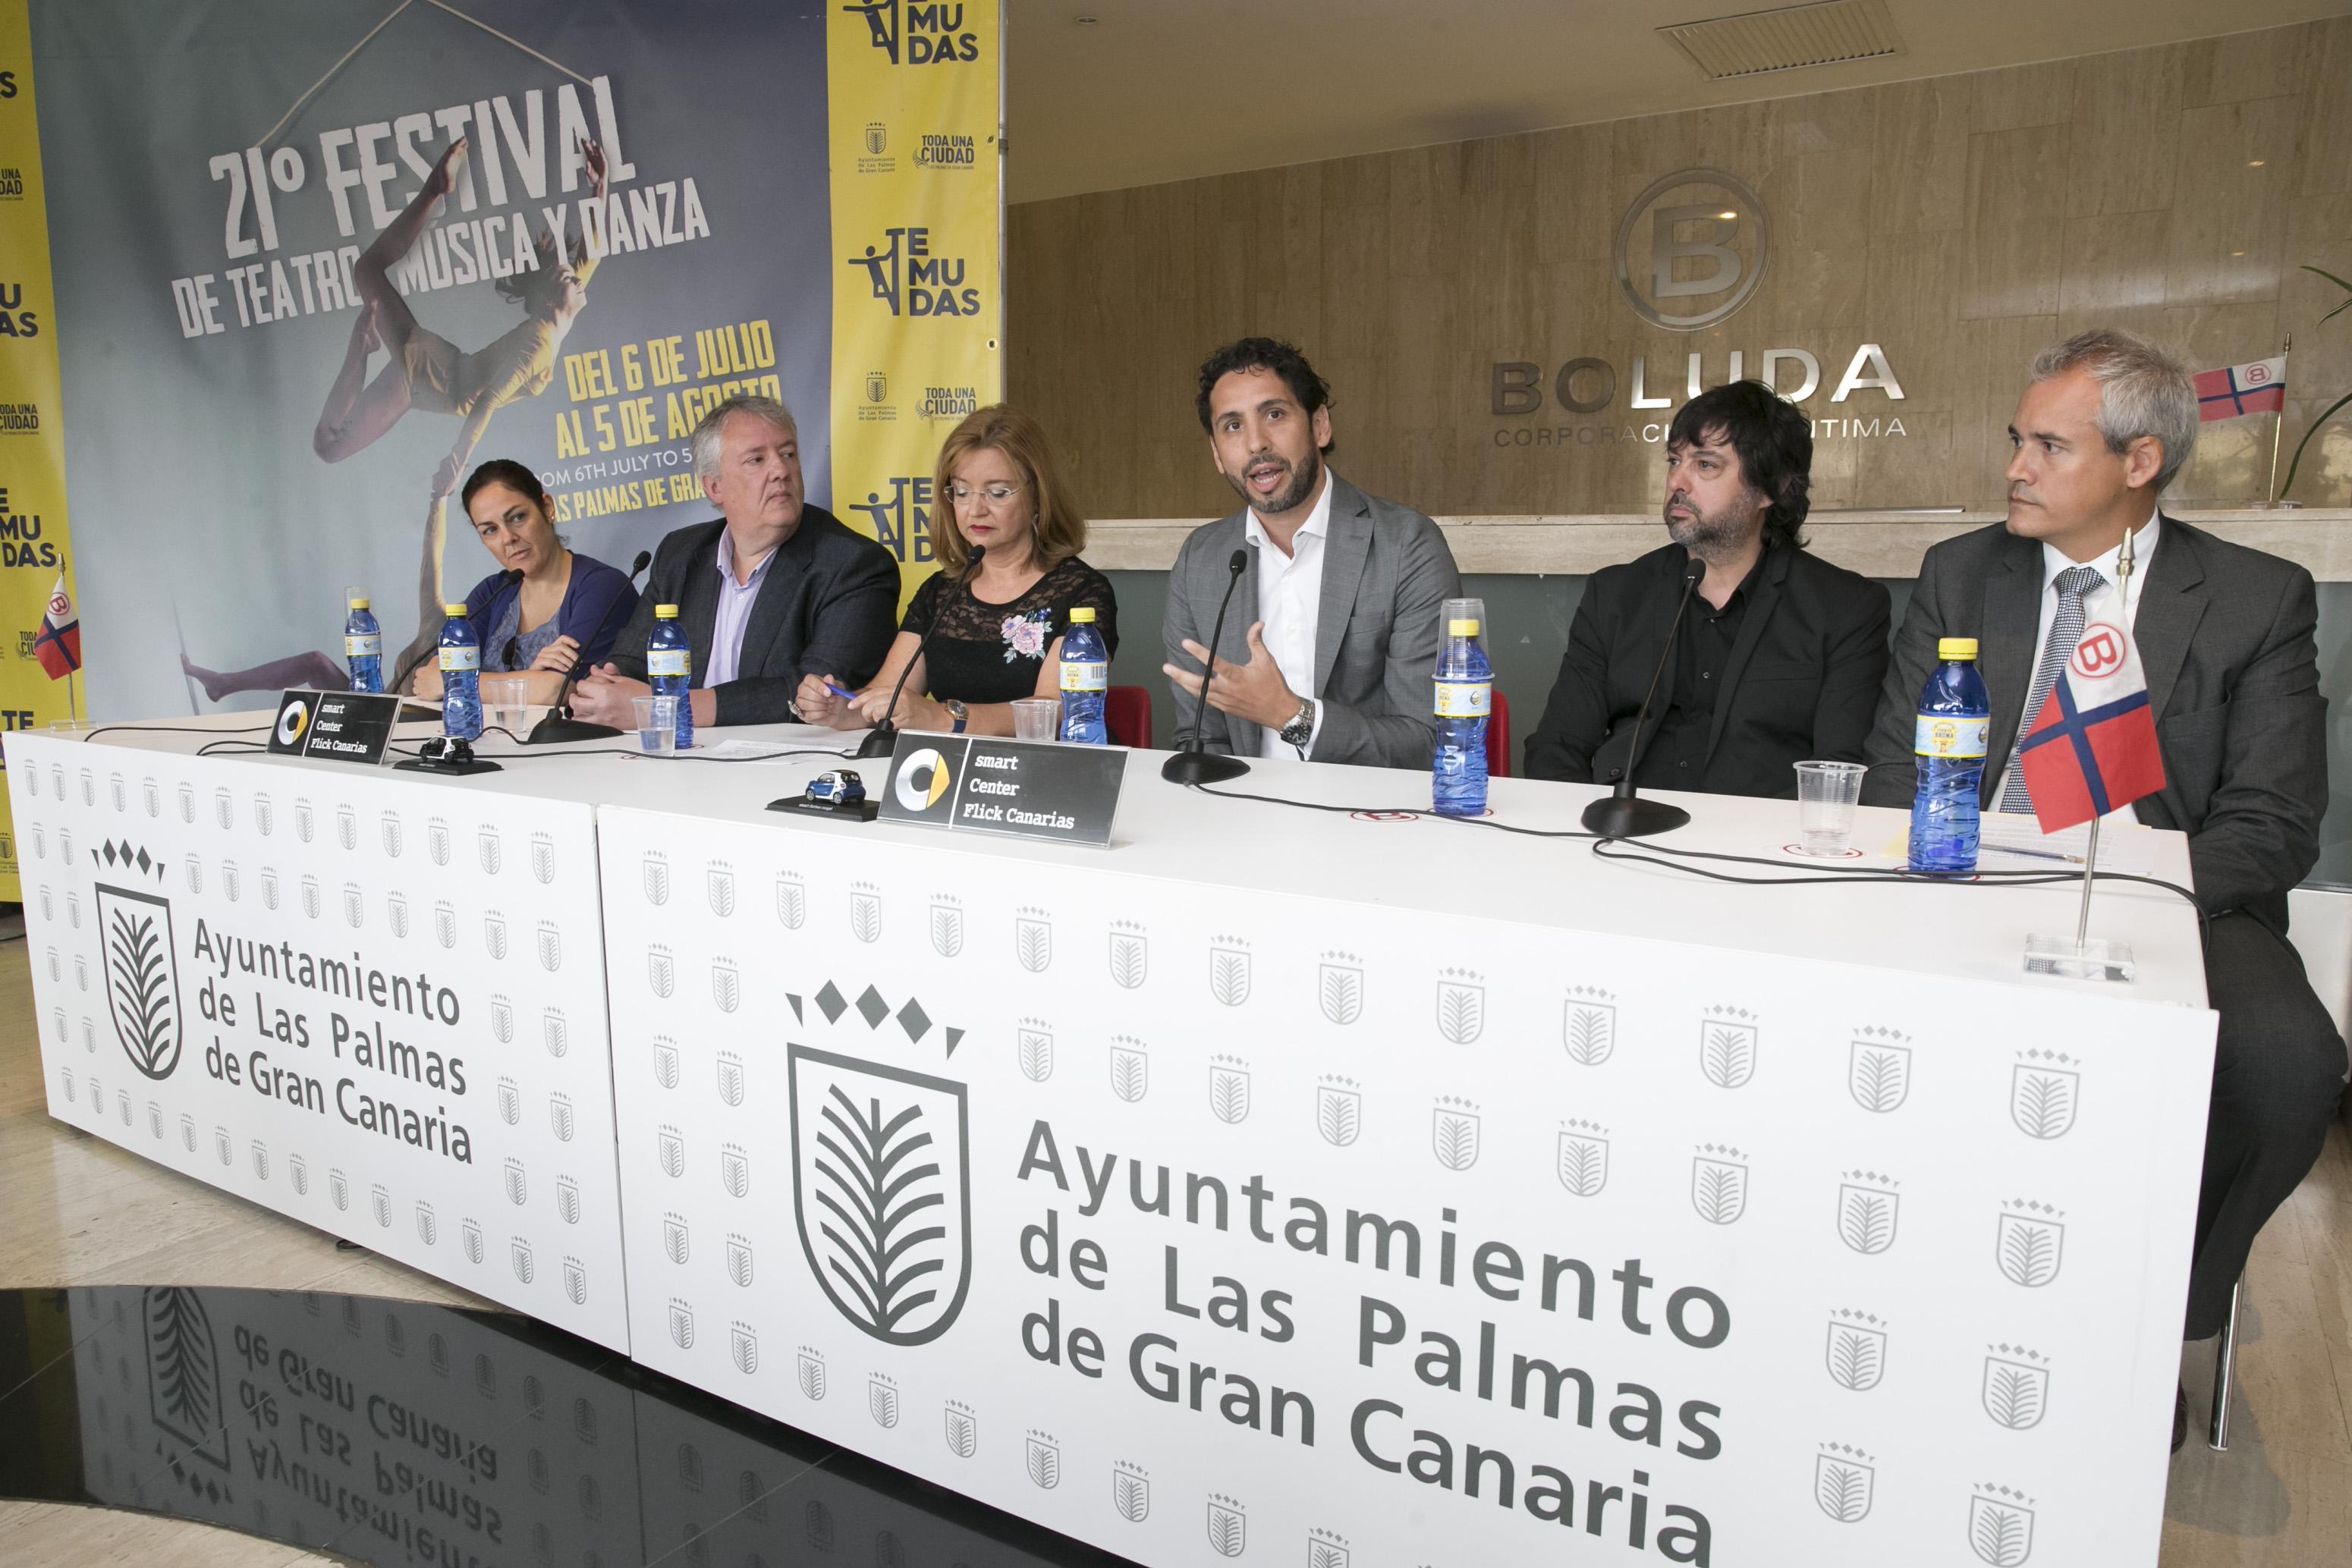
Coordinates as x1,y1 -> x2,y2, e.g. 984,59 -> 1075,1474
10,734 -> 630,1351
1613,168 -> 1769,333
842,0 -> 983,64
598,806 -> 2216,1568
1490,165 -> 1908,454
847,225 -> 983,318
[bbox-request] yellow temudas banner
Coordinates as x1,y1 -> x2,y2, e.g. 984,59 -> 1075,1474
0,0 -> 77,901
829,0 -> 1004,611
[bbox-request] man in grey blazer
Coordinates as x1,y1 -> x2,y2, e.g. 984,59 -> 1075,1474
1162,338 -> 1461,768
1862,330 -> 2346,1446
571,394 -> 898,727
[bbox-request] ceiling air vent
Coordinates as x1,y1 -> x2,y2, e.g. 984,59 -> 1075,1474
1659,0 -> 1904,80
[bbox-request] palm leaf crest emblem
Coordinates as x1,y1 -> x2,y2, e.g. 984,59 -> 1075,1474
790,1046 -> 971,1346
100,885 -> 182,1080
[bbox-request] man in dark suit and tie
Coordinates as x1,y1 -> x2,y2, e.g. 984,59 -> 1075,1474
1523,379 -> 1890,794
1861,328 -> 2347,1448
571,394 -> 899,727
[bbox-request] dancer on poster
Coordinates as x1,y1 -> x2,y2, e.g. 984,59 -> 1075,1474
185,132 -> 615,699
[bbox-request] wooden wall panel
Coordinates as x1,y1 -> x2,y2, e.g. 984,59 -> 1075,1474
1007,18 -> 2352,522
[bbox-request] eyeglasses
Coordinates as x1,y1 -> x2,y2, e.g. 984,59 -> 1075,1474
502,636 -> 521,669
947,482 -> 1025,508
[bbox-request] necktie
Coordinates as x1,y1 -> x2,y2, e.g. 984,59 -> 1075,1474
1998,564 -> 2105,813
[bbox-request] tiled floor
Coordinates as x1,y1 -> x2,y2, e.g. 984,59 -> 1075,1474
2,936 -> 2347,1564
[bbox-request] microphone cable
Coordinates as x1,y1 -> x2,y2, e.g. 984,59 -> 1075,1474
1189,781 -> 1599,840
1589,835 -> 2209,940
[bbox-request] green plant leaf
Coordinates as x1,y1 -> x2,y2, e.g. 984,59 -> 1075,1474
2301,263 -> 2352,296
2281,388 -> 2352,498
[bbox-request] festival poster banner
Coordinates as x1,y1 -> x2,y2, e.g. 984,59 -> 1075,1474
830,0 -> 1004,611
0,0 -> 79,901
26,0 -> 855,721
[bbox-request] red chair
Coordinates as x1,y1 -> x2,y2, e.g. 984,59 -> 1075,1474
1486,689 -> 1512,778
1106,685 -> 1153,749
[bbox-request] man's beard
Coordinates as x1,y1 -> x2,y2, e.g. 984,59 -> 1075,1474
1229,446 -> 1322,517
1665,493 -> 1756,555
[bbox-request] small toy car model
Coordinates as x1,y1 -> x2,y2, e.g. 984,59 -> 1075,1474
806,768 -> 866,806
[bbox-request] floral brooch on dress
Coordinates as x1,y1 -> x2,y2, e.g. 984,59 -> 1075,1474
1001,608 -> 1053,663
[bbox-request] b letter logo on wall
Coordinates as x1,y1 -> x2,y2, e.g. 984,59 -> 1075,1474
1612,168 -> 1771,332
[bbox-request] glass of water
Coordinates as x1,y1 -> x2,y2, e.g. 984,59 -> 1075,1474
485,677 -> 530,737
1794,761 -> 1867,855
633,695 -> 678,755
1011,698 -> 1059,741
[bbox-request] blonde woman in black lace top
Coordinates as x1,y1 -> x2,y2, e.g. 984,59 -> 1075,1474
797,405 -> 1116,737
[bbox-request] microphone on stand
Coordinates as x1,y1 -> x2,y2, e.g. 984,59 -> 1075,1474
857,544 -> 982,759
1162,548 -> 1253,785
528,556 -> 653,743
1580,552 -> 1707,839
627,549 -> 652,583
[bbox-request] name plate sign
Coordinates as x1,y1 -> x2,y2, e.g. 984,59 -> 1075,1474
876,731 -> 1124,847
267,688 -> 401,765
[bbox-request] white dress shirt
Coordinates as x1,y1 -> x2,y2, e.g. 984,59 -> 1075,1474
1243,470 -> 1335,759
706,526 -> 778,688
1995,509 -> 2161,824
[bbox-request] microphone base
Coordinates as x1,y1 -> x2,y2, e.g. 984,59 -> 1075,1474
1161,749 -> 1251,787
525,715 -> 622,745
1580,792 -> 1690,839
854,724 -> 901,760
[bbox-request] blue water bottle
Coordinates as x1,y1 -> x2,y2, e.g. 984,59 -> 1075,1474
647,603 -> 694,751
1432,596 -> 1491,816
1908,636 -> 1991,872
343,592 -> 382,693
1058,606 -> 1108,744
437,601 -> 482,740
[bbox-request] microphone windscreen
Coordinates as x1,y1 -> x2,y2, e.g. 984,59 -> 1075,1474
1227,548 -> 1248,574
628,551 -> 652,581
1682,555 -> 1707,586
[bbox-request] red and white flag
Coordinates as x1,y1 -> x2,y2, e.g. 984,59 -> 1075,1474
2014,616 -> 2166,832
2193,356 -> 2286,422
33,571 -> 79,680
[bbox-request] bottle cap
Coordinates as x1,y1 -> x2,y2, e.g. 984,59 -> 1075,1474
442,602 -> 467,616
1937,637 -> 1979,661
655,604 -> 679,619
1069,606 -> 1096,624
347,596 -> 369,609
1448,617 -> 1479,636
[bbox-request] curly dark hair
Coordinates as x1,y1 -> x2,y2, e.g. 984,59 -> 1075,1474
1666,380 -> 1813,549
1194,337 -> 1334,454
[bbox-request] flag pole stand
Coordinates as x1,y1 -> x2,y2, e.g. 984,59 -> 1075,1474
2022,526 -> 2139,982
2023,814 -> 2134,981
2264,332 -> 2293,508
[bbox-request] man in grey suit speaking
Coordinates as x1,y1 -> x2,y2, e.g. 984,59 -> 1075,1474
1862,328 -> 2347,1450
1162,338 -> 1461,767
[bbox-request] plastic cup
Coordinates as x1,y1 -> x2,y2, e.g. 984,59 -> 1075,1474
1012,698 -> 1059,742
633,695 -> 678,755
1794,760 -> 1867,855
486,677 -> 530,737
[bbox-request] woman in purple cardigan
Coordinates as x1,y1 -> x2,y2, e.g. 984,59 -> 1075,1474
410,460 -> 640,705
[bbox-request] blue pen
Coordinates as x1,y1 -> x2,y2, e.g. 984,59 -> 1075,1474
822,680 -> 858,701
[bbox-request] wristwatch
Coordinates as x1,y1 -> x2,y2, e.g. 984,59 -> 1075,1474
943,699 -> 969,735
1278,697 -> 1316,753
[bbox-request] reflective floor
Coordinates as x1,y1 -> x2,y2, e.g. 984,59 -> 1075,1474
5,922 -> 2350,1564
0,1282 -> 1138,1568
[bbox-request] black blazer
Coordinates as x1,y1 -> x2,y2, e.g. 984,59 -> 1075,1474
1525,539 -> 1891,797
1860,517 -> 2325,931
606,508 -> 899,726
